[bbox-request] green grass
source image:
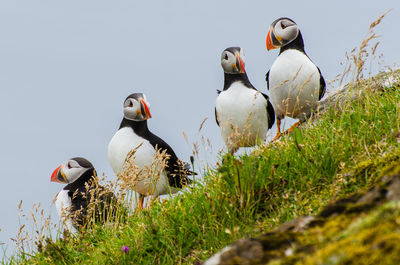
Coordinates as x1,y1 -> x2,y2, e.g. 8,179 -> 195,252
8,71 -> 400,264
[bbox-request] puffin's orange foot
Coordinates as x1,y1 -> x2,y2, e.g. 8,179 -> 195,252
272,132 -> 282,142
283,121 -> 302,135
136,195 -> 145,213
272,118 -> 282,142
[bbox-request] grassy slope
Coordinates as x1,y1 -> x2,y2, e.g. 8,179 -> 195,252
11,71 -> 400,264
206,168 -> 400,264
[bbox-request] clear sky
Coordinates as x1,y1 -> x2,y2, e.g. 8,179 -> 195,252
0,0 -> 398,257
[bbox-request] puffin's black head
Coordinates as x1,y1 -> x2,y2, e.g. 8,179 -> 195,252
123,93 -> 152,122
50,157 -> 95,184
221,47 -> 246,74
266,17 -> 299,50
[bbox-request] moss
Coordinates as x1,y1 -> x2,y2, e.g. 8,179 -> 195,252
299,202 -> 400,265
351,149 -> 400,187
261,202 -> 400,265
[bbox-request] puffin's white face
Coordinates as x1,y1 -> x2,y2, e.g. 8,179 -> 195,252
51,158 -> 93,184
123,93 -> 152,121
221,47 -> 246,74
266,18 -> 299,50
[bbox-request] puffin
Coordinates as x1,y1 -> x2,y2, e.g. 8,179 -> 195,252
215,47 -> 275,154
266,17 -> 326,141
107,93 -> 193,210
51,157 -> 118,234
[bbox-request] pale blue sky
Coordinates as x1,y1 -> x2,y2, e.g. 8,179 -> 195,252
0,0 -> 398,257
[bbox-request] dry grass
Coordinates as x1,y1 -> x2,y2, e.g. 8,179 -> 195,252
119,144 -> 169,195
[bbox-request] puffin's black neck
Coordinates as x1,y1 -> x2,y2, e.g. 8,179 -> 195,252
279,31 -> 306,55
119,118 -> 149,137
223,73 -> 254,91
64,169 -> 96,192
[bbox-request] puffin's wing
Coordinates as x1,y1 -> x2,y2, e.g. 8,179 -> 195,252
147,132 -> 193,188
265,70 -> 270,90
215,107 -> 219,126
260,92 -> 275,129
317,67 -> 326,100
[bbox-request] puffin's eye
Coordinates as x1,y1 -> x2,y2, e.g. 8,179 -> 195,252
67,162 -> 72,169
224,53 -> 228,60
281,21 -> 287,29
129,100 -> 133,107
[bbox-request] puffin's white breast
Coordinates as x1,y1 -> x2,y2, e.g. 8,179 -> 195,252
107,127 -> 170,196
269,49 -> 320,119
216,82 -> 269,149
108,127 -> 156,175
55,190 -> 78,234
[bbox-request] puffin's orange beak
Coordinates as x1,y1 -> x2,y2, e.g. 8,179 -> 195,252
266,27 -> 279,51
234,52 -> 245,74
140,99 -> 152,120
51,165 -> 67,183
238,56 -> 245,74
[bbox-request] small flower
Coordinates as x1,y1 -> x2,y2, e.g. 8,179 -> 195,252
121,246 -> 130,254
